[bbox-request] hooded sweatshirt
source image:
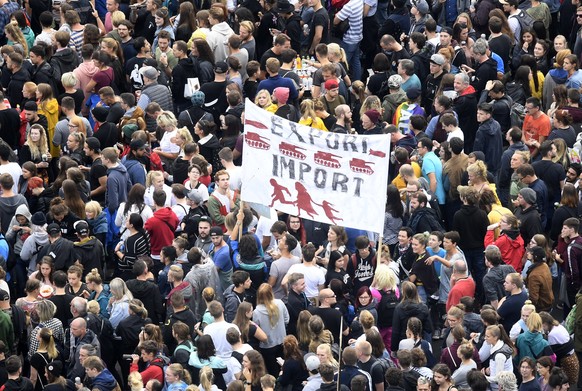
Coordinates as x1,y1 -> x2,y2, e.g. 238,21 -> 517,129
172,56 -> 199,107
92,368 -> 118,391
4,376 -> 33,391
73,236 -> 105,278
38,98 -> 60,158
206,22 -> 234,63
106,163 -> 131,213
50,48 -> 81,84
144,207 -> 179,257
391,301 -> 433,352
0,195 -> 27,235
473,118 -> 503,174
484,229 -> 525,272
452,205 -> 488,250
126,278 -> 165,325
20,228 -> 49,273
5,204 -> 31,255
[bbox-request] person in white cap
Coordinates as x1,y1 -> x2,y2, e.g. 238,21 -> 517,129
304,353 -> 323,391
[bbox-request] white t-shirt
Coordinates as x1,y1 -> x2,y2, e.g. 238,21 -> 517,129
227,166 -> 243,192
0,163 -> 22,194
204,321 -> 240,360
255,216 -> 276,251
286,263 -> 326,299
447,127 -> 465,142
160,129 -> 180,154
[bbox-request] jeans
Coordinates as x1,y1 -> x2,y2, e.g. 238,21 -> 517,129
464,247 -> 486,303
341,40 -> 362,82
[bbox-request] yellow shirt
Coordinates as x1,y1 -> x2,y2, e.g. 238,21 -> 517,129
299,117 -> 328,131
38,98 -> 60,158
488,204 -> 513,239
392,162 -> 422,196
529,71 -> 545,100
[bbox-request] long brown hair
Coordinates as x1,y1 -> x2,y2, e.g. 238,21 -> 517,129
62,179 -> 86,219
256,283 -> 279,327
233,302 -> 252,342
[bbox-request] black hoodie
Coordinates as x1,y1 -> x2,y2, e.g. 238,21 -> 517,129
172,57 -> 199,108
73,237 -> 105,279
4,376 -> 33,391
6,67 -> 30,108
162,306 -> 196,352
50,48 -> 80,89
391,301 -> 433,352
126,279 -> 165,324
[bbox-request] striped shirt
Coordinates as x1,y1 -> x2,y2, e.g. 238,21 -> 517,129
336,0 -> 364,44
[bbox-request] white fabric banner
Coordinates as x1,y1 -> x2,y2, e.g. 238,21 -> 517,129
240,100 -> 391,234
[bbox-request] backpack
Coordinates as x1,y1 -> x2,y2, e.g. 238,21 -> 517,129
174,341 -> 197,375
69,0 -> 97,25
371,356 -> 397,389
510,11 -> 534,36
379,289 -> 399,325
510,102 -> 526,128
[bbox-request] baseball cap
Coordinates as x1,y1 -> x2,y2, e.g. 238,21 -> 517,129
130,139 -> 146,150
85,137 -> 101,152
140,66 -> 159,81
187,189 -> 204,204
388,74 -> 403,89
47,223 -> 61,235
324,79 -> 339,90
304,353 -> 320,372
430,54 -> 446,66
74,220 -> 90,235
214,61 -> 228,74
209,226 -> 224,236
0,289 -> 9,301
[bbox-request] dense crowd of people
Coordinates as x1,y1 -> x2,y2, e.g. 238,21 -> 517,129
0,0 -> 582,390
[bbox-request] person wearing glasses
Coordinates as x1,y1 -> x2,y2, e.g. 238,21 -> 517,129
309,288 -> 349,345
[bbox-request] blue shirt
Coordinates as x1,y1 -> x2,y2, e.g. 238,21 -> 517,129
257,75 -> 299,101
490,52 -> 505,74
421,151 -> 446,204
212,244 -> 233,272
401,75 -> 421,92
427,247 -> 446,276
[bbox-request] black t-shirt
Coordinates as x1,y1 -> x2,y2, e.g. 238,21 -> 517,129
58,90 -> 85,114
260,49 -> 281,72
488,34 -> 512,70
122,39 -> 138,64
106,102 -> 125,124
357,357 -> 384,388
89,157 -> 107,204
519,379 -> 542,391
30,352 -> 50,390
49,293 -> 75,326
125,57 -> 147,91
308,8 -> 330,47
309,306 -> 348,343
532,159 -> 566,204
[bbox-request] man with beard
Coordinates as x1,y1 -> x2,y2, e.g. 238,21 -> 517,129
122,139 -> 147,186
117,21 -> 137,61
406,192 -> 444,234
194,216 -> 213,256
331,105 -> 352,133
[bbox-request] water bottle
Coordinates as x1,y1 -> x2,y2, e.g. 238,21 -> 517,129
75,377 -> 81,386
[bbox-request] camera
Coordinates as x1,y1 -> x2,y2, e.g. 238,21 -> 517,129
123,354 -> 134,361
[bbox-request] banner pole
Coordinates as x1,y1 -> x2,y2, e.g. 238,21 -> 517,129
238,201 -> 244,242
377,235 -> 383,262
337,314 -> 343,391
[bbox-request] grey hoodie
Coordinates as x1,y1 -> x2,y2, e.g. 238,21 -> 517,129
0,194 -> 28,234
6,204 -> 32,255
20,227 -> 50,273
206,22 -> 234,63
252,299 -> 289,348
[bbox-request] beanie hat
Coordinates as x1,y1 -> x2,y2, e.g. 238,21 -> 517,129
273,87 -> 290,104
519,188 -> 537,205
364,109 -> 381,124
190,91 -> 205,107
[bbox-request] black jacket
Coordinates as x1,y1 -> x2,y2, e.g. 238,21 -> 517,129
283,14 -> 302,53
37,236 -> 75,271
391,301 -> 433,352
6,67 -> 30,108
172,57 -> 199,107
4,377 -> 33,391
453,87 -> 478,150
50,48 -> 80,91
472,57 -> 498,95
116,314 -> 147,354
286,289 -> 309,335
73,237 -> 105,279
407,207 -> 444,234
452,205 -> 488,250
125,279 -> 165,324
498,142 -> 528,189
32,61 -> 58,92
163,307 -> 196,353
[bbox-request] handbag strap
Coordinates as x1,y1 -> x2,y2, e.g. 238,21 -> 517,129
447,347 -> 458,367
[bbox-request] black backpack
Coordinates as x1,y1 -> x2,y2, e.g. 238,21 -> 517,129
511,11 -> 534,37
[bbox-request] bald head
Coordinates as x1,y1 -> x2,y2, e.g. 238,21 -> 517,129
318,288 -> 336,307
70,296 -> 87,316
452,259 -> 468,276
335,104 -> 350,118
71,317 -> 87,337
